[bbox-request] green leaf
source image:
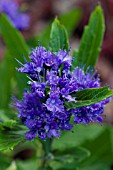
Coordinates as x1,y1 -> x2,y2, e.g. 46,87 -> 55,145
64,87 -> 113,109
0,14 -> 29,99
0,14 -> 29,59
0,122 -> 26,151
37,167 -> 53,170
0,52 -> 15,108
78,163 -> 111,170
0,109 -> 17,123
49,147 -> 90,170
50,18 -> 69,52
0,120 -> 17,129
0,110 -> 11,122
53,124 -> 105,150
53,125 -> 113,170
75,5 -> 105,70
78,128 -> 113,170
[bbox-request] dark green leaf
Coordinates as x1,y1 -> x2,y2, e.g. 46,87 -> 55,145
0,14 -> 29,59
64,87 -> 113,109
49,147 -> 90,170
0,122 -> 26,151
75,5 -> 105,70
0,14 -> 29,98
38,167 -> 53,170
0,109 -> 17,123
78,163 -> 111,170
0,110 -> 10,122
0,120 -> 17,129
0,52 -> 15,108
50,18 -> 69,52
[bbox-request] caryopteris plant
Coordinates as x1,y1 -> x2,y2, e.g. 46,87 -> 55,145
0,5 -> 113,170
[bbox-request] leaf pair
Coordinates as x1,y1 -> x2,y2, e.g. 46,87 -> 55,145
49,5 -> 113,109
50,5 -> 104,70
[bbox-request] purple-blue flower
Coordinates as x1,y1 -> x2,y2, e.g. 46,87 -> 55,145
0,0 -> 29,30
13,46 -> 111,141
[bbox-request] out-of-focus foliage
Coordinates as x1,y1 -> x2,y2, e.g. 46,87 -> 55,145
0,14 -> 29,109
0,153 -> 11,170
53,124 -> 113,170
27,9 -> 82,48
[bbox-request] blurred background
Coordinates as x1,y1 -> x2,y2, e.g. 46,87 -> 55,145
1,0 -> 113,170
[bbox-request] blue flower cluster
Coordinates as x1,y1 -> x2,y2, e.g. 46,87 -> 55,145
0,0 -> 29,30
14,46 -> 110,140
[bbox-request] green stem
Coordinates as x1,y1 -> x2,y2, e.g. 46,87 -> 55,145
42,139 -> 52,155
41,139 -> 53,169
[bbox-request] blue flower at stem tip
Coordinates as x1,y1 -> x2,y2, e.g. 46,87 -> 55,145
0,0 -> 29,30
13,46 -> 111,141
